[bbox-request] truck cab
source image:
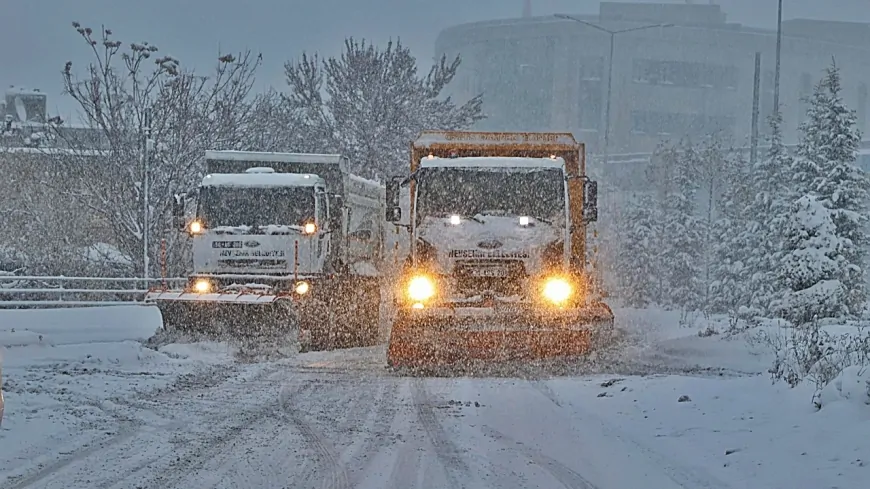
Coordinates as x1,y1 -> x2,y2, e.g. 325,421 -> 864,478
177,167 -> 331,294
405,156 -> 572,304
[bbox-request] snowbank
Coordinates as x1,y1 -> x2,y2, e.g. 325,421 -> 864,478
0,305 -> 236,478
817,365 -> 870,409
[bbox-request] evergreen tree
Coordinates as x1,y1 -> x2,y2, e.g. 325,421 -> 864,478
696,138 -> 728,312
776,194 -> 848,324
740,112 -> 793,317
793,61 -> 868,314
709,149 -> 754,315
661,141 -> 704,311
613,193 -> 659,307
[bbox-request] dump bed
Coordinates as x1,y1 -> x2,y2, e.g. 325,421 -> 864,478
410,131 -> 584,176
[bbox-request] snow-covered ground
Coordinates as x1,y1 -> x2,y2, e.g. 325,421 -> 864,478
0,305 -> 868,488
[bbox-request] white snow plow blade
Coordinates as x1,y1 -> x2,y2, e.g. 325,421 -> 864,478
144,291 -> 286,304
144,290 -> 297,343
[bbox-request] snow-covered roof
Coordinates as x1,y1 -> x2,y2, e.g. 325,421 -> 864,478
0,147 -> 108,157
5,87 -> 46,97
205,150 -> 344,165
201,172 -> 325,188
419,156 -> 566,170
348,173 -> 384,189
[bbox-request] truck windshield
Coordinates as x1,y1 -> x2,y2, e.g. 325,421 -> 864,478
415,167 -> 565,224
198,186 -> 316,228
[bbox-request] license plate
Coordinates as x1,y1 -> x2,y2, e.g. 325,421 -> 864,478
469,267 -> 509,277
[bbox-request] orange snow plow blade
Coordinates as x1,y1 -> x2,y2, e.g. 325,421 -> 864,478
144,290 -> 295,340
387,302 -> 614,370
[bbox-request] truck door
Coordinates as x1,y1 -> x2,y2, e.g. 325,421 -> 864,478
315,189 -> 330,268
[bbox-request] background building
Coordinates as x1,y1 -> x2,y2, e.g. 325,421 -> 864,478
435,2 -> 870,155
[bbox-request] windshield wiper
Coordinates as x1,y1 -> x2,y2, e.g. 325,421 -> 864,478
467,214 -> 485,224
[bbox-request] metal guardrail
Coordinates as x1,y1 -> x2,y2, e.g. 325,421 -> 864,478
0,276 -> 188,308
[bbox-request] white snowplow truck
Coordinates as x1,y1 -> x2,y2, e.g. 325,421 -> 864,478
145,151 -> 387,352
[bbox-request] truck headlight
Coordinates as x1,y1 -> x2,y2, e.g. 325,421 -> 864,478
542,277 -> 572,304
189,220 -> 204,234
407,276 -> 435,301
294,281 -> 310,295
193,279 -> 211,293
303,222 -> 317,234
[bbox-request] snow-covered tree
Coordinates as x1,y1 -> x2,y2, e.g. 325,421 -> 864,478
660,141 -> 704,310
776,194 -> 848,324
284,38 -> 485,179
612,193 -> 659,307
792,60 -> 868,314
709,149 -> 754,316
52,24 -> 264,276
694,138 -> 730,312
739,112 -> 793,316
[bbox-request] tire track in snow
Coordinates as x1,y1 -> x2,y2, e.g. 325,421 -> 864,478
480,425 -> 599,489
531,381 -> 734,489
1,362 -> 247,488
279,380 -> 350,489
62,363 -> 288,489
120,364 -> 291,489
2,425 -> 140,489
410,378 -> 474,488
386,440 -> 422,489
340,380 -> 402,488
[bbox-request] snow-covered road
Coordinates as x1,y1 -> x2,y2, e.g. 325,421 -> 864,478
1,307 -> 868,489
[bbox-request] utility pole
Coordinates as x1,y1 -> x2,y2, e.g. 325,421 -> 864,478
143,108 -> 152,283
773,0 -> 783,115
555,14 -> 674,165
750,52 -> 761,165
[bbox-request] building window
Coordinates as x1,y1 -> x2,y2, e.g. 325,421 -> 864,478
579,56 -> 603,81
631,111 -> 734,139
632,59 -> 737,90
578,56 -> 603,130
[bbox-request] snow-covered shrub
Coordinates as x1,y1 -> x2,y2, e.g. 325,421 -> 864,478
761,319 -> 870,395
815,365 -> 870,409
774,195 -> 849,323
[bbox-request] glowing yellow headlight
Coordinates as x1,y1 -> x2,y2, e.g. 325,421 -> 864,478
303,222 -> 317,234
407,276 -> 435,301
542,277 -> 572,304
193,279 -> 211,293
189,220 -> 204,234
294,281 -> 310,295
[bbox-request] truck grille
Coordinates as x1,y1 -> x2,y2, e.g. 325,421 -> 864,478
452,260 -> 526,296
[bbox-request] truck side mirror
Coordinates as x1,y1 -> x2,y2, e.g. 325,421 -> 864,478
172,194 -> 187,230
385,177 -> 402,222
172,193 -> 185,218
583,180 -> 598,223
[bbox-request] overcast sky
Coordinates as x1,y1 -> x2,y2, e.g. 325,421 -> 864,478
2,0 -> 868,117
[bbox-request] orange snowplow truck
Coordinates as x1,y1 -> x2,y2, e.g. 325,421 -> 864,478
384,130 -> 614,369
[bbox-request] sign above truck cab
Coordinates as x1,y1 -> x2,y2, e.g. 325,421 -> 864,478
200,171 -> 326,189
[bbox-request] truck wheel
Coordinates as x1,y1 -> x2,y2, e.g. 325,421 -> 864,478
333,280 -> 380,348
356,282 -> 381,347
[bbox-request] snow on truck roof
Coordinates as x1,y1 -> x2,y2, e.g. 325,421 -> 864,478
419,156 -> 566,170
205,150 -> 344,165
201,171 -> 325,188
